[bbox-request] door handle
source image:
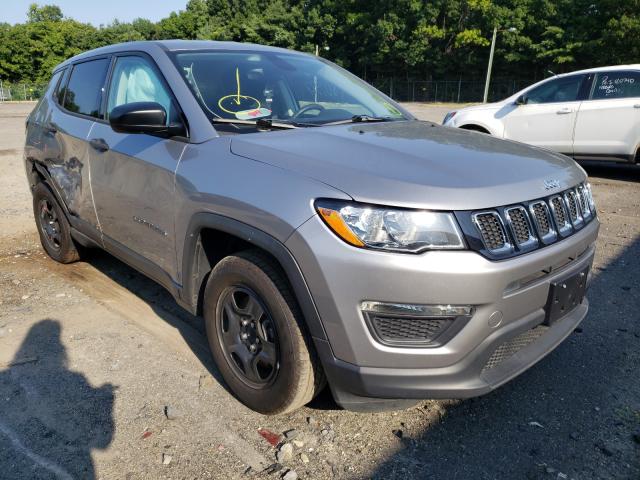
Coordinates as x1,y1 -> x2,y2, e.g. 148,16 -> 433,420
89,138 -> 110,152
43,124 -> 57,135
634,104 -> 640,109
556,108 -> 573,115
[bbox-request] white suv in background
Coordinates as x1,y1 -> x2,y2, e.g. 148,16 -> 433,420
443,65 -> 640,163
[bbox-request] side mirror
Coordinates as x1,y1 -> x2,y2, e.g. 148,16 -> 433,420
515,95 -> 527,106
109,101 -> 169,135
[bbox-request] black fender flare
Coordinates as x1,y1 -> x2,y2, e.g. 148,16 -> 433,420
180,212 -> 328,341
31,161 -> 72,218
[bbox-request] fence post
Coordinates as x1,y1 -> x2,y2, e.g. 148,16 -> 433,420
0,78 -> 3,103
434,82 -> 438,103
389,77 -> 394,98
457,78 -> 461,103
23,84 -> 27,101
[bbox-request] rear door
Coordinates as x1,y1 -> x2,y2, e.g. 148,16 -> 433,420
573,70 -> 640,160
38,58 -> 111,237
88,53 -> 188,280
502,74 -> 587,154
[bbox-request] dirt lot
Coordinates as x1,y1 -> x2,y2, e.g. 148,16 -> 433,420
0,102 -> 638,480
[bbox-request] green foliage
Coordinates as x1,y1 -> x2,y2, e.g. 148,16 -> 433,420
27,4 -> 63,23
1,1 -> 638,83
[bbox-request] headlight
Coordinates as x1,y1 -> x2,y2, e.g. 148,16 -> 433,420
585,182 -> 596,212
442,111 -> 457,125
315,200 -> 465,253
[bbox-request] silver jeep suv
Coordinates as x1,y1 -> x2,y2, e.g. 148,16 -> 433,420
24,41 -> 599,414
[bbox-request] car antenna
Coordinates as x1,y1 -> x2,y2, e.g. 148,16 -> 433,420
547,69 -> 557,77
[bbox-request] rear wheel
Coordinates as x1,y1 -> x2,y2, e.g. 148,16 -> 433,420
203,250 -> 324,414
33,182 -> 80,264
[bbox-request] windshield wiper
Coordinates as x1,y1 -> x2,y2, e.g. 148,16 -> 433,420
210,117 -> 299,130
323,115 -> 398,126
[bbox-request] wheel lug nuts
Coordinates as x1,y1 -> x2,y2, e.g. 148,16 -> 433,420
242,320 -> 249,326
241,333 -> 248,340
249,345 -> 257,352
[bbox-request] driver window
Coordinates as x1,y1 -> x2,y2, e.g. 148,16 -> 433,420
107,56 -> 173,124
525,75 -> 585,104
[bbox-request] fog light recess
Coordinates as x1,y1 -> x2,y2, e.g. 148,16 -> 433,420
361,301 -> 473,348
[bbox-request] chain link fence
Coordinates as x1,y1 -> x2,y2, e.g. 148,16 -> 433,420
369,78 -> 532,103
0,78 -> 531,104
0,82 -> 48,102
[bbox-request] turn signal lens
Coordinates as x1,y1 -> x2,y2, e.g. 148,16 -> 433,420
317,206 -> 365,247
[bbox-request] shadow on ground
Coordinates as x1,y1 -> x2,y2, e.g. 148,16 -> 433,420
0,320 -> 114,479
80,250 -> 230,389
80,249 -> 341,408
369,236 -> 640,479
580,161 -> 639,183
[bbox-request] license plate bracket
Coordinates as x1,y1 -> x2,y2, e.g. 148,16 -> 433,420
544,266 -> 589,325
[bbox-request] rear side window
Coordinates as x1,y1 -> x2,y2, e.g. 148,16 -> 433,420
525,75 -> 585,104
63,58 -> 111,118
591,71 -> 640,100
30,70 -> 64,124
46,70 -> 64,98
56,68 -> 71,105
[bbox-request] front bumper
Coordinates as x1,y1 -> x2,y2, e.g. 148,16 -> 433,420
286,214 -> 599,408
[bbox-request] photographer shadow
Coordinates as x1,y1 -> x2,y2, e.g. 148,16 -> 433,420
0,319 -> 114,479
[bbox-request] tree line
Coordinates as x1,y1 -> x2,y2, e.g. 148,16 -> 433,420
1,0 -> 638,84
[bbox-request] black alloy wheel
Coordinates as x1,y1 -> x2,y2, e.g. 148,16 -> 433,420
217,286 -> 279,387
38,198 -> 62,252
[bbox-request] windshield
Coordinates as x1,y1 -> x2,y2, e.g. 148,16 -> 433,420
171,51 -> 408,127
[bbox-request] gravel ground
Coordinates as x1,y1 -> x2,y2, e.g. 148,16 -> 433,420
0,102 -> 638,480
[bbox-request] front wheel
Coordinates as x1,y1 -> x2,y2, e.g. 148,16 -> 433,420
203,250 -> 325,414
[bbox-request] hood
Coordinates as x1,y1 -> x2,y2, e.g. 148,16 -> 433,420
452,96 -> 515,113
229,121 -> 586,210
454,101 -> 506,114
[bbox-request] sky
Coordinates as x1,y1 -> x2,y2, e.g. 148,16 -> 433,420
2,1 -> 188,26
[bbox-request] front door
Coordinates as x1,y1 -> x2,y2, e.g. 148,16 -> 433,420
89,54 -> 187,279
502,74 -> 587,154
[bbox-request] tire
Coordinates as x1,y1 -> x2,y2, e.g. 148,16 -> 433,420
32,182 -> 80,264
203,250 -> 325,414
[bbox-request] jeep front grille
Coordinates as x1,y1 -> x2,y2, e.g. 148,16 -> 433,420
551,197 -> 566,226
529,201 -> 557,244
577,185 -> 591,220
531,202 -> 549,235
564,190 -> 584,228
505,206 -> 537,249
458,183 -> 596,259
566,192 -> 577,220
473,212 -> 508,251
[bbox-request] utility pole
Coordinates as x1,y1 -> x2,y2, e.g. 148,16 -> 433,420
483,26 -> 497,103
483,26 -> 517,103
315,44 -> 329,57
